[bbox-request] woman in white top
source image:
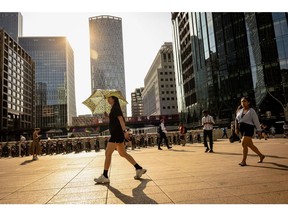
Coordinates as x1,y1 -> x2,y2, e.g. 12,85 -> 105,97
235,97 -> 265,166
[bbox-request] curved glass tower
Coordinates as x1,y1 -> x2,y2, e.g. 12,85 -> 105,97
89,15 -> 126,115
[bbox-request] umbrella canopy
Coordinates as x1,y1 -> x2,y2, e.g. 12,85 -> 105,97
82,89 -> 128,114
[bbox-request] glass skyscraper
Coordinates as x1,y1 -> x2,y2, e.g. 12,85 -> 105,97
0,29 -> 35,141
0,12 -> 23,42
19,37 -> 76,130
172,12 -> 288,127
89,15 -> 126,115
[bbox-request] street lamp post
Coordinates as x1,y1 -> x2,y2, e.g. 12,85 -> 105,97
266,88 -> 288,122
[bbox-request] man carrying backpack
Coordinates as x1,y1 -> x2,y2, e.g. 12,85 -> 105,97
157,118 -> 172,150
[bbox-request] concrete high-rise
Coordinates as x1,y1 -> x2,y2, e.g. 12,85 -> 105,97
142,42 -> 178,116
89,15 -> 126,115
0,12 -> 23,42
131,87 -> 144,117
172,12 -> 288,127
19,37 -> 76,130
0,29 -> 35,141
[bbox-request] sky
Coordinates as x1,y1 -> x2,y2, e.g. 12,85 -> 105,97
21,12 -> 173,117
4,1 -> 283,118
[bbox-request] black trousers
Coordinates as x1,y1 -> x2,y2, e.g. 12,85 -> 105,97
203,130 -> 213,150
158,132 -> 169,148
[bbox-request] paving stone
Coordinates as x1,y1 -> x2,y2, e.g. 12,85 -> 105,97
0,138 -> 287,204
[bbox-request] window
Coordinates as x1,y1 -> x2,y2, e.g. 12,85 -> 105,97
161,85 -> 164,88
170,85 -> 174,87
167,106 -> 170,109
163,106 -> 166,109
170,78 -> 173,81
167,98 -> 170,100
162,98 -> 165,100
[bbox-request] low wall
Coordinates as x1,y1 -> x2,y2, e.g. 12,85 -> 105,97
0,129 -> 232,150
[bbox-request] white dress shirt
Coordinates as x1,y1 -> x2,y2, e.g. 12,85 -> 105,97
160,122 -> 168,133
235,108 -> 261,131
202,115 -> 215,130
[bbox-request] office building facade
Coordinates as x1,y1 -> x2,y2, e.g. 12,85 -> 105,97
131,87 -> 144,117
142,42 -> 178,116
0,12 -> 23,42
172,12 -> 288,126
19,37 -> 76,129
89,15 -> 126,115
0,29 -> 35,141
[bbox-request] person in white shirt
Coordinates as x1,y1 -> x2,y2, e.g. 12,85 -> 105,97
157,118 -> 172,150
202,110 -> 215,153
19,135 -> 26,157
235,97 -> 265,166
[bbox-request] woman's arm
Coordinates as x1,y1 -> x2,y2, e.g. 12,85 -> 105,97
251,109 -> 262,135
118,116 -> 130,140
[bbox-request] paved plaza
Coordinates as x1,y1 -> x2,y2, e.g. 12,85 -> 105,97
0,138 -> 287,204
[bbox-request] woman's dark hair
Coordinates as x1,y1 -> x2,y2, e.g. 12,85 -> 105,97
236,96 -> 252,113
111,96 -> 123,116
111,96 -> 120,107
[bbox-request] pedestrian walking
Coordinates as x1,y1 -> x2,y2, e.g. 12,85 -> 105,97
157,118 -> 172,150
221,127 -> 228,138
30,128 -> 41,160
202,110 -> 215,153
270,125 -> 276,137
178,123 -> 186,146
283,122 -> 288,138
19,135 -> 26,157
260,123 -> 269,140
94,96 -> 147,184
235,97 -> 265,166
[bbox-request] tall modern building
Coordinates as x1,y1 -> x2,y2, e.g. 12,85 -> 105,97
19,37 -> 76,130
131,87 -> 144,117
142,42 -> 178,116
0,12 -> 23,42
0,29 -> 35,141
172,12 -> 288,127
89,15 -> 126,115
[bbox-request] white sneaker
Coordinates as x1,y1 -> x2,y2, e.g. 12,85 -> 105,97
134,168 -> 147,179
94,174 -> 110,183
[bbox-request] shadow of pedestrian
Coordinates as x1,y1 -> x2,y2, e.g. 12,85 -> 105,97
20,159 -> 35,165
169,149 -> 194,153
248,162 -> 288,171
108,179 -> 158,204
214,152 -> 288,159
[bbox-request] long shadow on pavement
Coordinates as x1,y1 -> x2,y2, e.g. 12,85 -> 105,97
213,152 -> 288,159
169,149 -> 195,153
20,159 -> 35,165
107,179 -> 158,204
247,162 -> 288,171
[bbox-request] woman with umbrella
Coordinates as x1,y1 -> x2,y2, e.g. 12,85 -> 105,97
94,95 -> 147,183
